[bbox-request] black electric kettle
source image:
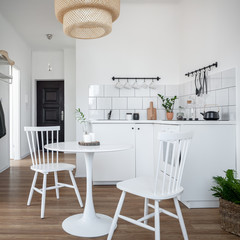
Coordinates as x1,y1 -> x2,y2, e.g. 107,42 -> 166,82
200,111 -> 219,120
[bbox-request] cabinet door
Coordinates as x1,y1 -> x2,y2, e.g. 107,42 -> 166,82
92,124 -> 135,184
180,125 -> 236,205
135,124 -> 154,177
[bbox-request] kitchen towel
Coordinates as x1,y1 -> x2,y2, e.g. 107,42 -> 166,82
0,100 -> 6,139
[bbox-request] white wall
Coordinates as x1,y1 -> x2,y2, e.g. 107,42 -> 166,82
75,1 -> 181,176
32,51 -> 64,127
177,0 -> 240,170
0,13 -> 32,171
32,50 -> 76,140
64,49 -> 76,141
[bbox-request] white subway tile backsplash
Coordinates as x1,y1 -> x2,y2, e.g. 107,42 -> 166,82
112,98 -> 128,109
137,110 -> 147,120
203,91 -> 216,106
128,98 -> 143,109
97,98 -> 111,109
221,107 -> 229,121
229,106 -> 236,121
222,78 -> 236,88
208,78 -> 222,91
215,89 -> 228,106
104,110 -> 119,120
89,110 -> 104,120
135,88 -> 150,97
104,85 -> 120,97
120,110 -> 134,120
88,98 -> 96,110
119,88 -> 135,97
157,110 -> 166,120
88,67 -> 236,121
150,84 -> 165,97
229,87 -> 236,106
89,85 -> 104,97
142,98 -> 157,109
222,68 -> 236,79
166,85 -> 178,96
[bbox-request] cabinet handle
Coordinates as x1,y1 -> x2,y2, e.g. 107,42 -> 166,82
138,128 -> 140,130
132,127 -> 134,130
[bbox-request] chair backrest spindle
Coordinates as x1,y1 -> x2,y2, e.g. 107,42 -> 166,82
154,132 -> 192,196
24,126 -> 60,167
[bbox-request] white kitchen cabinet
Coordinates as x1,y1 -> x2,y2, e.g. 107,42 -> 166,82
180,124 -> 236,208
135,124 -> 154,177
91,123 -> 154,184
92,124 -> 135,184
153,123 -> 236,208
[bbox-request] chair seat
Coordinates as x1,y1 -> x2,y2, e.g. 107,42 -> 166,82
31,163 -> 75,173
117,176 -> 184,200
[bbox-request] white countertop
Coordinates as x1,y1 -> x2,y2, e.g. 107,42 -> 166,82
91,120 -> 236,125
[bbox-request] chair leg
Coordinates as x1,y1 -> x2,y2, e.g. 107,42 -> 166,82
69,170 -> 83,207
54,171 -> 59,199
144,198 -> 149,224
173,197 -> 188,240
41,173 -> 47,219
107,191 -> 126,240
154,200 -> 160,240
27,171 -> 38,206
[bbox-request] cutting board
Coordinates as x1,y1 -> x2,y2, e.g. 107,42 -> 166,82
147,101 -> 157,120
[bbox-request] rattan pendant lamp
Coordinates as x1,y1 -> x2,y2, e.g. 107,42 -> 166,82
55,0 -> 120,39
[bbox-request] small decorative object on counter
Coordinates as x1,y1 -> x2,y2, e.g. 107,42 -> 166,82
176,106 -> 184,120
158,94 -> 177,121
147,101 -> 157,120
126,113 -> 132,121
211,169 -> 240,236
187,100 -> 194,120
133,113 -> 140,120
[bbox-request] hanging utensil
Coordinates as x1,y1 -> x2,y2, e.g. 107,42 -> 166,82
197,71 -> 202,96
203,69 -> 208,94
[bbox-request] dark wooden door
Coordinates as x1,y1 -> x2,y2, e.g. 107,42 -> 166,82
37,81 -> 64,143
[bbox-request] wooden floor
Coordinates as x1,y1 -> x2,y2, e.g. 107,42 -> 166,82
0,154 -> 238,240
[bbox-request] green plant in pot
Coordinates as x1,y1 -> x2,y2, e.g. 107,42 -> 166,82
157,94 -> 177,120
211,169 -> 240,236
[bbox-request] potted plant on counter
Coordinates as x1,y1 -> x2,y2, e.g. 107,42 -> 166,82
157,94 -> 177,120
211,169 -> 240,236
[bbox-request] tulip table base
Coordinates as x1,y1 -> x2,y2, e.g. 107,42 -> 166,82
62,213 -> 114,237
44,143 -> 131,238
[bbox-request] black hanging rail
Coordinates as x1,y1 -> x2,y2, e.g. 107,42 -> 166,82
112,76 -> 160,81
185,62 -> 218,77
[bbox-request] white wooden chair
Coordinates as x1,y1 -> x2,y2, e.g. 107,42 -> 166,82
24,126 -> 83,218
107,132 -> 192,240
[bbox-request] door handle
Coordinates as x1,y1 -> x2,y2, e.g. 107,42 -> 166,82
61,111 -> 64,121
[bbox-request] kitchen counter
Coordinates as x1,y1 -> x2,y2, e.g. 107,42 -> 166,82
91,120 -> 235,125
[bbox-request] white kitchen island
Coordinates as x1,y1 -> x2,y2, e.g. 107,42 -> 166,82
90,120 -> 236,209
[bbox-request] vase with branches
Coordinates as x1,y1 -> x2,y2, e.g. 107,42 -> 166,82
75,108 -> 89,134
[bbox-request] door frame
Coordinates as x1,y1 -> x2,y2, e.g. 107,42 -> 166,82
32,79 -> 64,129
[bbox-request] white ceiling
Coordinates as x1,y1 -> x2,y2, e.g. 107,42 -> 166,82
0,0 -> 75,50
0,0 -> 180,50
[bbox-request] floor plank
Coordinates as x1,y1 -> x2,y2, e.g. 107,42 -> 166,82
0,153 -> 238,240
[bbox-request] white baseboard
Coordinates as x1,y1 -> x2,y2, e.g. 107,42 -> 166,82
180,200 -> 219,209
0,164 -> 10,173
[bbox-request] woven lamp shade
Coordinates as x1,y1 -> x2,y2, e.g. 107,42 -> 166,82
55,0 -> 120,39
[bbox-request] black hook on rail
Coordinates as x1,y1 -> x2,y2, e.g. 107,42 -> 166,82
185,62 -> 218,77
112,76 -> 160,81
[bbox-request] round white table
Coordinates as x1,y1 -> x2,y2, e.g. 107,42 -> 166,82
45,142 -> 132,238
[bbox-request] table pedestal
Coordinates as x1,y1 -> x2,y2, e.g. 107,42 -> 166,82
62,152 -> 115,237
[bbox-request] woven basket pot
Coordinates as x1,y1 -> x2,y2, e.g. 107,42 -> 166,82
219,198 -> 240,236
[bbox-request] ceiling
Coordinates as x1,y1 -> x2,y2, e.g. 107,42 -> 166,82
0,0 -> 180,51
0,0 -> 75,50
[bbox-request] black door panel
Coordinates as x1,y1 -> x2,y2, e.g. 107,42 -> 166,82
37,81 -> 64,145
